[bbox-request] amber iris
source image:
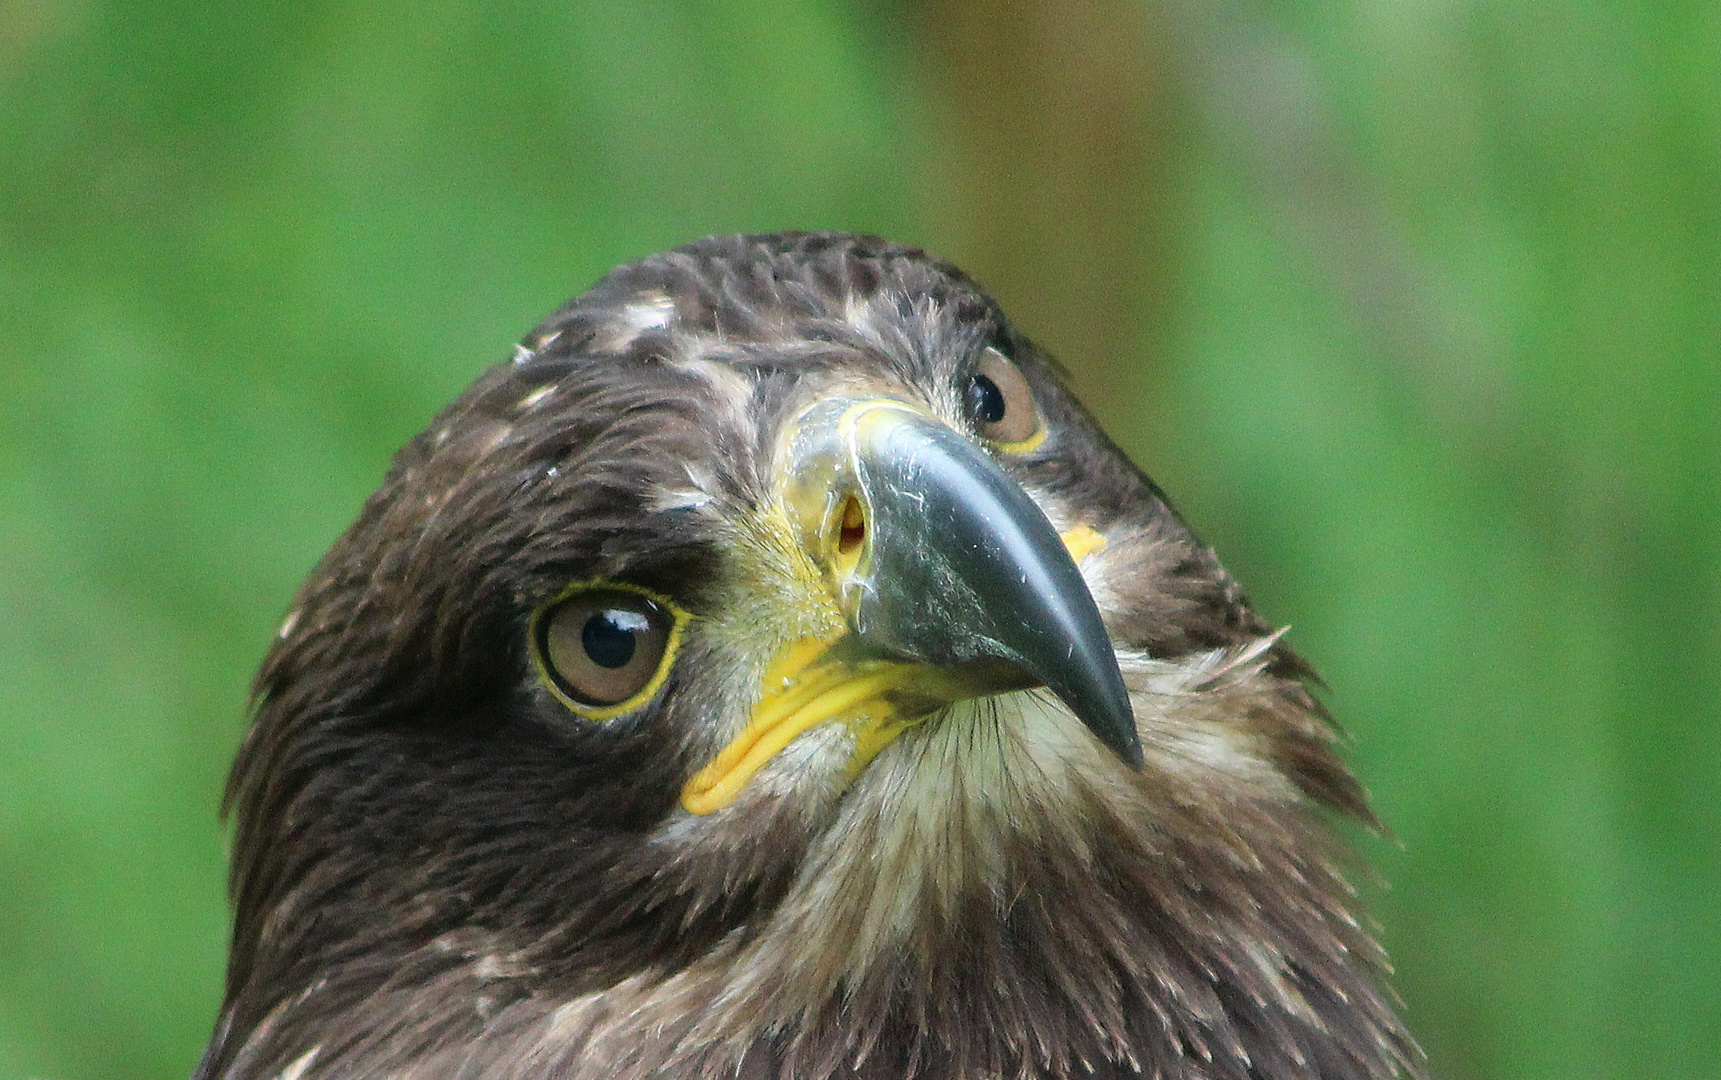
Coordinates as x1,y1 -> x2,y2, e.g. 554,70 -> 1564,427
538,589 -> 673,707
967,347 -> 1040,445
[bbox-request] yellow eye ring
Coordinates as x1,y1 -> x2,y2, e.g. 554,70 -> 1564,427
987,423 -> 1048,455
966,346 -> 1047,454
529,580 -> 690,720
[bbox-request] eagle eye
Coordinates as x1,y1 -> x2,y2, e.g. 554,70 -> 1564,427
532,586 -> 685,717
965,347 -> 1042,449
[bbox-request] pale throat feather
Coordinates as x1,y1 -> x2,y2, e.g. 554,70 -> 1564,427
652,649 -> 1303,1020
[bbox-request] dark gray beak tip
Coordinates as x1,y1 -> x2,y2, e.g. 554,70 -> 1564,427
1114,719 -> 1146,769
1050,659 -> 1142,770
842,404 -> 1144,773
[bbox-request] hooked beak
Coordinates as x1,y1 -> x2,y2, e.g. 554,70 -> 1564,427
682,398 -> 1139,814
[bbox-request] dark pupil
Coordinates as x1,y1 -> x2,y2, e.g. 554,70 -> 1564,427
582,609 -> 645,668
967,374 -> 1007,424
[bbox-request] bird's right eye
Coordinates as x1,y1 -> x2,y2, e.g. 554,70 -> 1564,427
533,586 -> 683,717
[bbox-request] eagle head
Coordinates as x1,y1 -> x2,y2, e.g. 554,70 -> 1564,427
200,233 -> 1422,1080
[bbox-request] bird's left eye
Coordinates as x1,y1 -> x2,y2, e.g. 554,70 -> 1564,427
533,587 -> 683,717
964,347 -> 1042,448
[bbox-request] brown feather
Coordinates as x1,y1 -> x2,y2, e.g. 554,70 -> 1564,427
198,233 -> 1421,1080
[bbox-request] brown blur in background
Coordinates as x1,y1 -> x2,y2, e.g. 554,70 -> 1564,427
2,1 -> 1717,1077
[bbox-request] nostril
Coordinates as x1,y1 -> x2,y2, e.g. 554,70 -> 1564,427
837,496 -> 866,557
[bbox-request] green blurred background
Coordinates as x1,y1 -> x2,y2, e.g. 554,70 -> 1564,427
2,1 -> 1716,1077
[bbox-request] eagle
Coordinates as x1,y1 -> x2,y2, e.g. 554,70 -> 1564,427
196,232 -> 1423,1080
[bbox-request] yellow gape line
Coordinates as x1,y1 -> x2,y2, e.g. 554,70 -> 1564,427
1059,525 -> 1107,565
682,637 -> 933,815
681,527 -> 1113,815
843,706 -> 915,780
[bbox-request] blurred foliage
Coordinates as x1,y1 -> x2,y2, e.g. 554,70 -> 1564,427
1,1 -> 1715,1078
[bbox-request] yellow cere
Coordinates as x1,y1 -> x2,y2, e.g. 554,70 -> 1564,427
677,402 -> 1097,816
